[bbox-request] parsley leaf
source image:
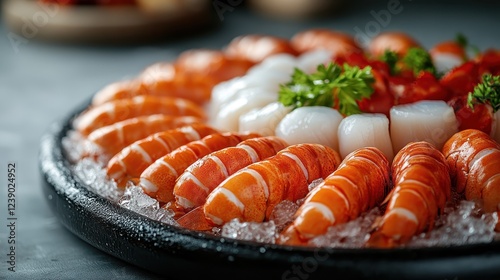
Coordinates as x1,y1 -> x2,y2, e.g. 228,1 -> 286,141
278,62 -> 375,116
403,47 -> 438,76
467,74 -> 500,112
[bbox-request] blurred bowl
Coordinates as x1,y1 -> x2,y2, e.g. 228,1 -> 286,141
247,0 -> 345,20
2,0 -> 215,44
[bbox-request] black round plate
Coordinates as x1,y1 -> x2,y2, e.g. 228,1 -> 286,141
39,102 -> 500,280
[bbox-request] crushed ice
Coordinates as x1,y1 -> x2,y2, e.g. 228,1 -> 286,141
119,185 -> 177,226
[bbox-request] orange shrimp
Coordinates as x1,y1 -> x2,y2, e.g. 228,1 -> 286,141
290,29 -> 362,57
173,136 -> 288,211
174,49 -> 254,82
224,34 -> 298,64
202,144 -> 342,226
367,142 -> 451,248
87,114 -> 201,157
106,124 -> 218,187
92,51 -> 253,106
279,147 -> 390,246
442,129 -> 500,230
369,32 -> 421,57
91,80 -> 145,106
75,96 -> 205,135
139,132 -> 261,203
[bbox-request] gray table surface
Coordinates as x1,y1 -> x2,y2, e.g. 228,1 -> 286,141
0,0 -> 499,279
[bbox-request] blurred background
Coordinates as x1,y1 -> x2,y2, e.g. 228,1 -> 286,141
0,0 -> 499,279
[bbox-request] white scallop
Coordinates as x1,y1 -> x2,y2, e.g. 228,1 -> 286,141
239,102 -> 293,136
297,49 -> 333,74
212,88 -> 278,131
432,53 -> 463,75
275,106 -> 343,150
390,100 -> 458,152
210,72 -> 290,120
247,53 -> 298,76
338,113 -> 394,161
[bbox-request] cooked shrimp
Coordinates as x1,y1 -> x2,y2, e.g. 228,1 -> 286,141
290,29 -> 362,57
175,49 -> 254,82
279,147 -> 390,246
369,32 -> 421,57
224,34 -> 298,64
203,144 -> 342,225
91,80 -> 145,106
93,50 -> 253,106
367,142 -> 451,248
75,96 -> 205,135
174,136 -> 288,210
139,132 -> 261,203
106,124 -> 218,186
442,129 -> 500,220
87,114 -> 201,157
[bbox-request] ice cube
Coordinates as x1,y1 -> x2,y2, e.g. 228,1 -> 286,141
73,158 -> 123,202
269,200 -> 299,232
221,219 -> 277,244
310,208 -> 380,248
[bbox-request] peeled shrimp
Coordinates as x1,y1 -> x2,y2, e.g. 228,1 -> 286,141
203,143 -> 342,225
367,142 -> 451,248
75,96 -> 205,135
275,106 -> 343,151
106,124 -> 218,186
337,113 -> 394,160
139,132 -> 260,203
279,147 -> 390,245
174,136 -> 288,210
442,129 -> 500,220
290,29 -> 362,57
87,114 -> 201,157
224,34 -> 298,63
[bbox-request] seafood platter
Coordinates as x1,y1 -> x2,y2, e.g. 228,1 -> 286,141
39,29 -> 500,279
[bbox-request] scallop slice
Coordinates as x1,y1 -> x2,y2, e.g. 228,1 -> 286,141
338,114 -> 394,161
432,54 -> 463,75
297,49 -> 333,74
390,100 -> 458,152
247,53 -> 298,76
210,71 -> 290,118
239,102 -> 293,136
275,106 -> 343,150
212,88 -> 278,132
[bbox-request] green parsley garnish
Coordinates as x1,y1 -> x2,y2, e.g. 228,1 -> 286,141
467,74 -> 500,112
380,50 -> 400,75
278,62 -> 375,116
403,47 -> 438,76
